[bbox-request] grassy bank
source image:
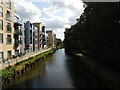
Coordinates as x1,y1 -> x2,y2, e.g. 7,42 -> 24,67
75,54 -> 120,89
0,48 -> 59,88
65,50 -> 119,89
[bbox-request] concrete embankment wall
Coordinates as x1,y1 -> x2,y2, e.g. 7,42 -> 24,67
0,48 -> 52,70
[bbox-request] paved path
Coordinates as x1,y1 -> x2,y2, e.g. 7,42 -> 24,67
0,48 -> 52,70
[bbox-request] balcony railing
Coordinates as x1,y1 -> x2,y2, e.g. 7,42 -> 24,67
14,39 -> 23,46
19,40 -> 23,44
14,30 -> 22,35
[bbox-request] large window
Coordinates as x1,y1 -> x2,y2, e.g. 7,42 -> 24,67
0,33 -> 3,44
7,51 -> 11,59
6,22 -> 11,32
6,10 -> 12,21
6,0 -> 11,9
0,6 -> 3,17
7,34 -> 11,44
0,20 -> 3,30
0,52 -> 3,62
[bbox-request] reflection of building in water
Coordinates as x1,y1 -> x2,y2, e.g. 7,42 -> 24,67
10,61 -> 46,85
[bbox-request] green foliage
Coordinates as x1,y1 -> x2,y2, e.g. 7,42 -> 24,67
1,48 -> 57,81
56,38 -> 63,47
1,66 -> 15,79
64,2 -> 120,70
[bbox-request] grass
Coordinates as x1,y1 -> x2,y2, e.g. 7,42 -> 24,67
0,48 -> 57,82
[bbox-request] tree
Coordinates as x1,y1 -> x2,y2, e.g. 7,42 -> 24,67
56,38 -> 63,47
64,2 -> 120,71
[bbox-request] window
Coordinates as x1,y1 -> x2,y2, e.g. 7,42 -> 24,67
6,10 -> 12,21
0,20 -> 3,30
0,0 -> 2,4
0,52 -> 3,62
0,6 -> 3,17
0,33 -> 3,43
7,35 -> 11,44
6,0 -> 11,9
7,22 -> 11,32
7,51 -> 11,58
15,50 -> 19,56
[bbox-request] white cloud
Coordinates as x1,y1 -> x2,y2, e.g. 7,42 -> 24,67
53,28 -> 65,41
41,0 -> 84,39
14,0 -> 84,40
14,0 -> 41,22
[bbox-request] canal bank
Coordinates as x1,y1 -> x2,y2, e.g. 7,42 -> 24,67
75,54 -> 120,89
65,48 -> 120,89
4,49 -> 107,88
1,47 -> 60,88
0,48 -> 52,70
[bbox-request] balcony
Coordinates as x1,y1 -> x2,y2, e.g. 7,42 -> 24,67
18,40 -> 23,44
14,30 -> 22,35
14,40 -> 19,49
14,40 -> 23,49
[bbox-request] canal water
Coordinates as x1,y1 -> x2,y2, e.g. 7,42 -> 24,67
8,49 -> 107,88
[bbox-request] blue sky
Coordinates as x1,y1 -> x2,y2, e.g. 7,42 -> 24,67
14,0 -> 84,40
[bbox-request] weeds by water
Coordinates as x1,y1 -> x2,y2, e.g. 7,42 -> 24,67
0,48 -> 58,88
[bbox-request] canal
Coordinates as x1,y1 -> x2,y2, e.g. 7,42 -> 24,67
7,49 -> 107,88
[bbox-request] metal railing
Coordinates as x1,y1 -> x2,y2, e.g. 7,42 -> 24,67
0,48 -> 52,70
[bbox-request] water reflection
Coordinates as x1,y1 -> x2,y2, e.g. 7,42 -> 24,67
7,49 -> 107,88
65,57 -> 107,88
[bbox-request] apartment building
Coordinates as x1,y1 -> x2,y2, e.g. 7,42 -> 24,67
53,34 -> 56,47
14,13 -> 25,56
0,0 -> 14,62
41,26 -> 47,49
33,22 -> 44,50
33,25 -> 38,51
46,30 -> 56,47
24,21 -> 34,52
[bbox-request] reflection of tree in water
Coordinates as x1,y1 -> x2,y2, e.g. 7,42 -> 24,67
8,55 -> 55,88
8,60 -> 46,88
65,57 -> 108,88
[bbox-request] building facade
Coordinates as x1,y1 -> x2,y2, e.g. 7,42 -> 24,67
14,13 -> 25,56
53,34 -> 56,47
41,26 -> 47,49
46,30 -> 56,47
24,21 -> 34,52
33,25 -> 38,51
0,0 -> 14,62
33,22 -> 44,50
